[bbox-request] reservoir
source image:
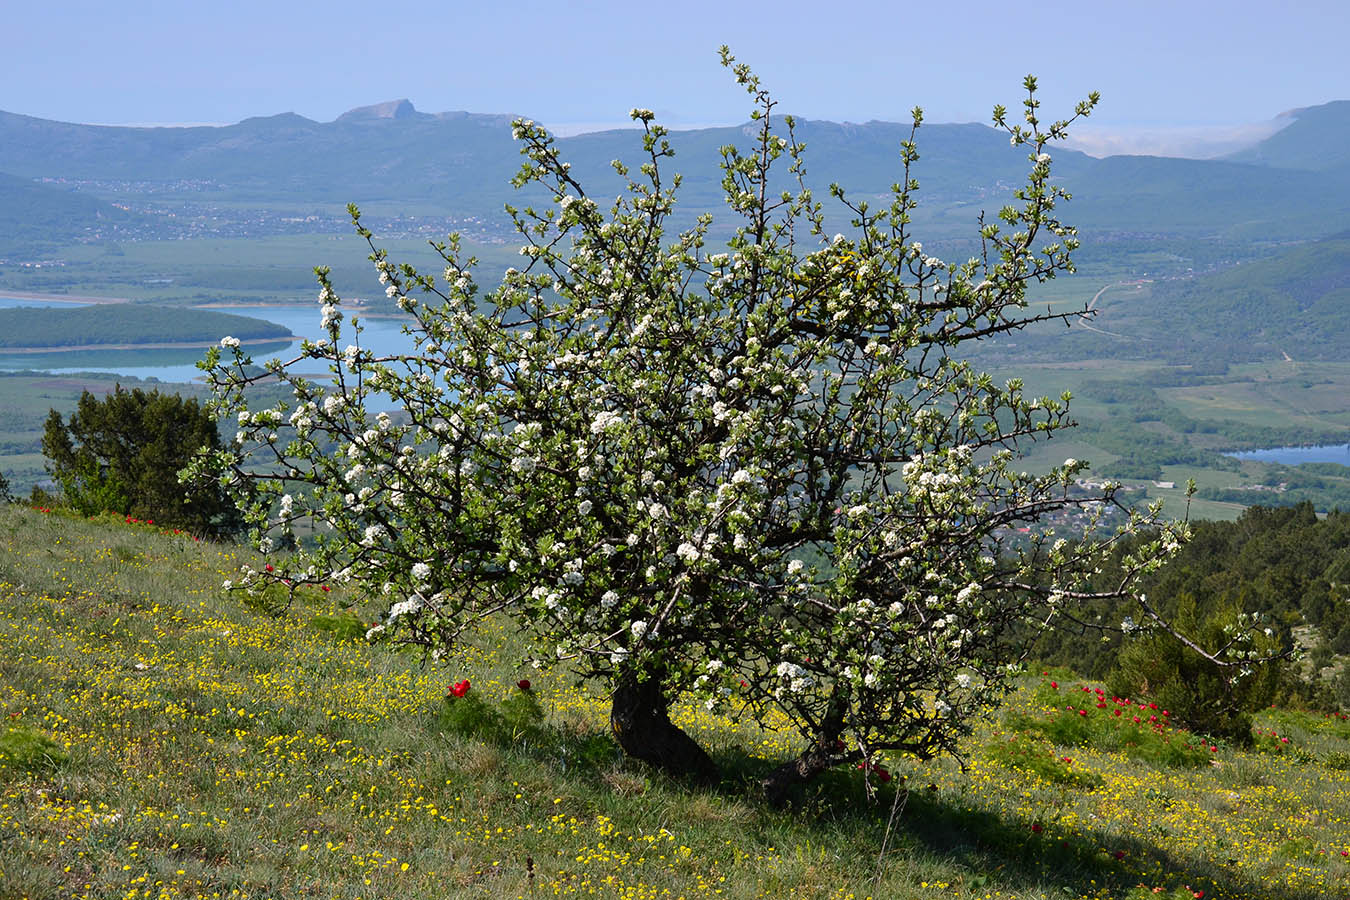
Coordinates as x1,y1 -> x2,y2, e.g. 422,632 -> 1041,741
1226,444 -> 1350,466
0,299 -> 419,384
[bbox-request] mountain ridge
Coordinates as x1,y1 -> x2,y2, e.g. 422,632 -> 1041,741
1,99 -> 1348,245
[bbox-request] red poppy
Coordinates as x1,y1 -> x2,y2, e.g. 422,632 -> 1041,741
449,679 -> 470,698
1031,823 -> 1043,833
517,679 -> 531,691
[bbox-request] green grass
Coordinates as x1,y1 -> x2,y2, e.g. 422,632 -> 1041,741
2,504 -> 1350,898
1004,679 -> 1218,769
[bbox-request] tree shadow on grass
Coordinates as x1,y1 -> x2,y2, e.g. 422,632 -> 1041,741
715,746 -> 1323,900
433,700 -> 1326,900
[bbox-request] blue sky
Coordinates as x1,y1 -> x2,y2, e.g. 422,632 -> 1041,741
6,0 -> 1346,156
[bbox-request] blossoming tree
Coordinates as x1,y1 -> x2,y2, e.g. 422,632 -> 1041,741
196,53 -> 1189,800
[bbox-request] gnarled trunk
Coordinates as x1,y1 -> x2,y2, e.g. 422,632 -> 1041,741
762,689 -> 850,807
610,666 -> 718,784
762,738 -> 848,807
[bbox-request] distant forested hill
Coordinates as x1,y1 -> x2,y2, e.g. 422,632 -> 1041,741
1112,234 -> 1350,361
1064,155 -> 1350,240
1036,503 -> 1350,680
1227,100 -> 1350,171
0,304 -> 291,348
998,234 -> 1350,365
0,172 -> 133,254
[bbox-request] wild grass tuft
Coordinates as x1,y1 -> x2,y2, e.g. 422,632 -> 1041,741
0,725 -> 68,772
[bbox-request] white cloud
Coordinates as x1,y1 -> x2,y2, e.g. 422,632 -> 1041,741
1061,118 -> 1294,160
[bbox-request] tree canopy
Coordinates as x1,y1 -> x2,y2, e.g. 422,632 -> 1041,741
43,386 -> 244,537
197,57 -> 1197,799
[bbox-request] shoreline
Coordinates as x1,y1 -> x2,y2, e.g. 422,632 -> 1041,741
0,336 -> 294,354
0,291 -> 410,322
0,290 -> 133,305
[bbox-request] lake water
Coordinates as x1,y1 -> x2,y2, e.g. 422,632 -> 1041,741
0,299 -> 419,384
1226,444 -> 1350,466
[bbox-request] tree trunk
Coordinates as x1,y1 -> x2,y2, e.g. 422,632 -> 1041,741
762,739 -> 846,807
762,689 -> 850,807
610,666 -> 719,784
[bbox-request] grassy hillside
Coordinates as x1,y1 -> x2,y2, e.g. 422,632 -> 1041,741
972,235 -> 1350,370
2,506 -> 1349,899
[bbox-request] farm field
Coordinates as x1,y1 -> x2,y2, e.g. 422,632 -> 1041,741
2,505 -> 1348,899
0,234 -> 523,308
995,359 -> 1350,519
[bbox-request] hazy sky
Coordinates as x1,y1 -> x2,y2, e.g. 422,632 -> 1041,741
6,0 -> 1345,157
